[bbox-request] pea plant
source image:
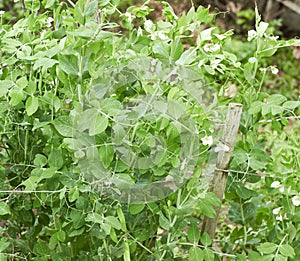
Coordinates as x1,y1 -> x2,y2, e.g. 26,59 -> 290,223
0,1 -> 299,260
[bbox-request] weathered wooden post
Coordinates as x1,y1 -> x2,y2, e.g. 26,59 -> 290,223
201,103 -> 243,240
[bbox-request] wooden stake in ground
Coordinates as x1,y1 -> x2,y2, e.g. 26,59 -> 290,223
201,103 -> 243,240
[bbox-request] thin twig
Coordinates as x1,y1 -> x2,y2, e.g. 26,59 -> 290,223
67,0 -> 75,8
0,189 -> 65,194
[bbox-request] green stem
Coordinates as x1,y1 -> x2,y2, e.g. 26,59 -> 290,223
240,200 -> 248,247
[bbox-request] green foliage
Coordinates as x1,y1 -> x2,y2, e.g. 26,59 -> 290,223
0,1 -> 299,260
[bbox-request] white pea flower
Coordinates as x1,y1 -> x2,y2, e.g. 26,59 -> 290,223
269,35 -> 279,41
204,43 -> 220,52
201,136 -> 213,146
214,142 -> 230,152
270,66 -> 279,75
0,10 -> 5,15
276,215 -> 283,221
272,207 -> 281,215
292,196 -> 300,206
157,31 -> 168,40
279,186 -> 285,193
271,181 -> 281,188
247,30 -> 257,41
0,68 -> 3,75
248,57 -> 257,64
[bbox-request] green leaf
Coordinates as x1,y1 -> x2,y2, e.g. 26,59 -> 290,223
101,223 -> 111,235
271,105 -> 284,116
16,76 -> 28,89
187,223 -> 200,242
0,80 -> 14,97
189,247 -> 204,261
33,58 -> 58,74
200,28 -> 214,41
98,145 -> 114,168
158,213 -> 170,230
89,113 -> 109,136
248,250 -> 262,261
9,88 -> 24,106
236,254 -> 247,261
105,216 -> 122,230
44,0 -> 56,8
0,240 -> 10,252
48,149 -> 64,169
167,100 -> 185,120
243,202 -> 257,223
129,204 -> 145,215
69,227 -> 85,237
22,176 -> 42,191
274,254 -> 288,261
49,233 -> 59,248
56,231 -> 66,242
34,154 -> 48,167
77,109 -> 108,135
58,54 -> 79,76
283,101 -> 300,110
257,242 -> 278,254
200,232 -> 212,246
249,101 -> 262,115
175,47 -> 197,65
279,244 -> 295,257
68,187 -> 80,202
33,240 -> 48,256
74,0 -> 86,24
237,186 -> 258,199
260,255 -> 274,261
267,94 -> 287,105
25,96 -> 39,116
198,199 -> 216,218
152,41 -> 170,60
203,248 -> 214,261
261,103 -> 271,116
53,116 -> 74,137
41,168 -> 57,179
0,202 -> 11,216
170,37 -> 184,62
24,0 -> 40,12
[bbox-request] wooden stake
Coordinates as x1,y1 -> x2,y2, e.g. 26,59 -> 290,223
201,103 -> 243,240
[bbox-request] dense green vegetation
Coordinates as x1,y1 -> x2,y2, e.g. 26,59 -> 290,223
0,0 -> 299,260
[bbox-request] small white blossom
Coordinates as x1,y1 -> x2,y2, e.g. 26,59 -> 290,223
0,69 -> 3,75
214,142 -> 230,152
269,35 -> 279,41
157,31 -> 168,40
270,66 -> 279,75
204,43 -> 220,53
292,196 -> 300,206
279,186 -> 285,193
248,57 -> 257,64
137,27 -> 143,36
272,207 -> 281,215
0,10 -> 5,15
247,30 -> 257,41
276,215 -> 283,221
47,17 -> 54,28
270,181 -> 281,188
201,136 -> 213,146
